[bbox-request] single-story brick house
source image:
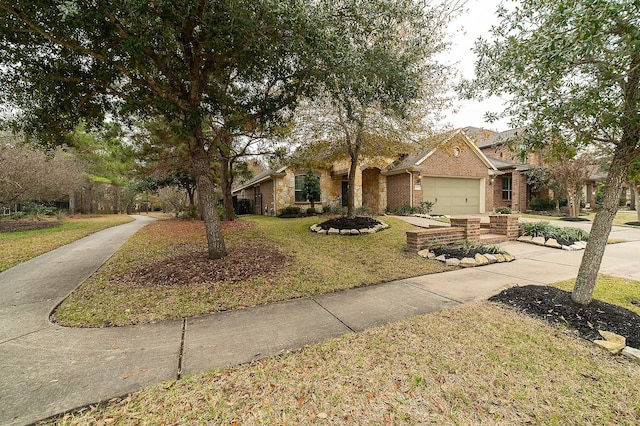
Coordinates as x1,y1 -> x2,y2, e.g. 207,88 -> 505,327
465,126 -> 550,212
232,129 -> 502,215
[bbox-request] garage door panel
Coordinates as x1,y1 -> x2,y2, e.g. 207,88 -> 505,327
423,177 -> 480,215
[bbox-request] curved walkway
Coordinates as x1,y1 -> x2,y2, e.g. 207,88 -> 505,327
2,216 -> 640,425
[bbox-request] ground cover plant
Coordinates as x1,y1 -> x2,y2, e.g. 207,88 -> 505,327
54,216 -> 448,327
429,241 -> 506,260
0,215 -> 133,272
520,221 -> 589,245
48,299 -> 640,425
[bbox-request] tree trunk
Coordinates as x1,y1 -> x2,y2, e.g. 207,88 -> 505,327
220,159 -> 235,221
636,185 -> 640,222
112,184 -> 120,214
346,146 -> 360,219
68,191 -> 76,215
572,150 -> 629,305
188,134 -> 227,259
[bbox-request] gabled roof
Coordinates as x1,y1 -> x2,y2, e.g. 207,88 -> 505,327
469,127 -> 528,149
384,129 -> 498,175
231,166 -> 286,192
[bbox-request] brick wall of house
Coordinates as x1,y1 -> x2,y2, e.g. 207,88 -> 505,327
421,137 -> 493,212
386,173 -> 411,212
425,141 -> 489,178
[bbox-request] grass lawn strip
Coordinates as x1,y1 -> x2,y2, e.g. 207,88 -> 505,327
0,215 -> 133,272
50,301 -> 640,425
54,216 -> 448,327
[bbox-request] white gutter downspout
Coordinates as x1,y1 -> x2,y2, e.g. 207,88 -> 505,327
406,170 -> 413,208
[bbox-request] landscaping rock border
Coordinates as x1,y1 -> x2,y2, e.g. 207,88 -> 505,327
517,235 -> 587,251
417,249 -> 515,267
309,220 -> 389,236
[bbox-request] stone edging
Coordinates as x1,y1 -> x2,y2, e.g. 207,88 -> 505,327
309,221 -> 389,235
594,330 -> 640,363
417,249 -> 516,268
517,235 -> 587,251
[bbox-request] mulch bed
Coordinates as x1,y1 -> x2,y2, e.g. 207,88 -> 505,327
559,217 -> 590,222
625,221 -> 640,226
114,242 -> 290,288
490,285 -> 640,348
317,216 -> 382,231
430,245 -> 501,259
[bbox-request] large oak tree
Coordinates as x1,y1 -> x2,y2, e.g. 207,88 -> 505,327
0,0 -> 326,259
462,0 -> 640,304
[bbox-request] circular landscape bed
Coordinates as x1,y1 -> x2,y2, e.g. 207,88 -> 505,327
310,216 -> 388,235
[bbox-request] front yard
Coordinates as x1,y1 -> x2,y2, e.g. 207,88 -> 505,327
16,214 -> 640,424
54,215 -> 449,327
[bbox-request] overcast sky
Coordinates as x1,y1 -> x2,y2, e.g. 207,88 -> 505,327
441,0 -> 511,131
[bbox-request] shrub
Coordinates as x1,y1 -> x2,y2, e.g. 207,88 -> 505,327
394,205 -> 418,216
280,206 -> 301,215
529,197 -> 556,211
419,201 -> 435,214
355,205 -> 371,216
495,206 -> 512,214
306,207 -> 317,215
236,198 -> 252,215
520,221 -> 589,243
177,205 -> 199,220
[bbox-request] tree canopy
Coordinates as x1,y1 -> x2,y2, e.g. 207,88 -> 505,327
462,0 -> 640,304
292,0 -> 458,218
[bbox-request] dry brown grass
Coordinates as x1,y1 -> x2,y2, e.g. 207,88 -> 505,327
52,302 -> 640,425
0,215 -> 133,272
54,216 -> 448,327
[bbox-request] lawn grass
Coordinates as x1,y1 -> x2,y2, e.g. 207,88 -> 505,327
51,300 -> 640,425
551,274 -> 640,315
521,209 -> 640,227
54,215 -> 449,327
43,217 -> 640,425
0,215 -> 133,272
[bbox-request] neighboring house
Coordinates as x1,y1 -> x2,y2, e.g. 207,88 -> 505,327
232,129 -> 500,215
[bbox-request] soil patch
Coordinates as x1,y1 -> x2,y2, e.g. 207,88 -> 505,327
317,216 -> 382,231
625,221 -> 640,226
490,285 -> 640,348
114,241 -> 290,288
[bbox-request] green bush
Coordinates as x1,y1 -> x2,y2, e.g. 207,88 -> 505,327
177,205 -> 199,220
419,201 -> 435,214
355,205 -> 371,216
495,206 -> 512,214
520,221 -> 589,243
236,198 -> 252,215
529,197 -> 556,211
306,207 -> 317,215
322,205 -> 332,213
280,206 -> 301,215
394,205 -> 418,216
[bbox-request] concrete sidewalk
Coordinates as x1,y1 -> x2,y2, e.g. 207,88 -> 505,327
2,216 -> 640,425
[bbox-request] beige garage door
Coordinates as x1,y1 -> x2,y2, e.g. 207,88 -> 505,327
422,177 -> 481,215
